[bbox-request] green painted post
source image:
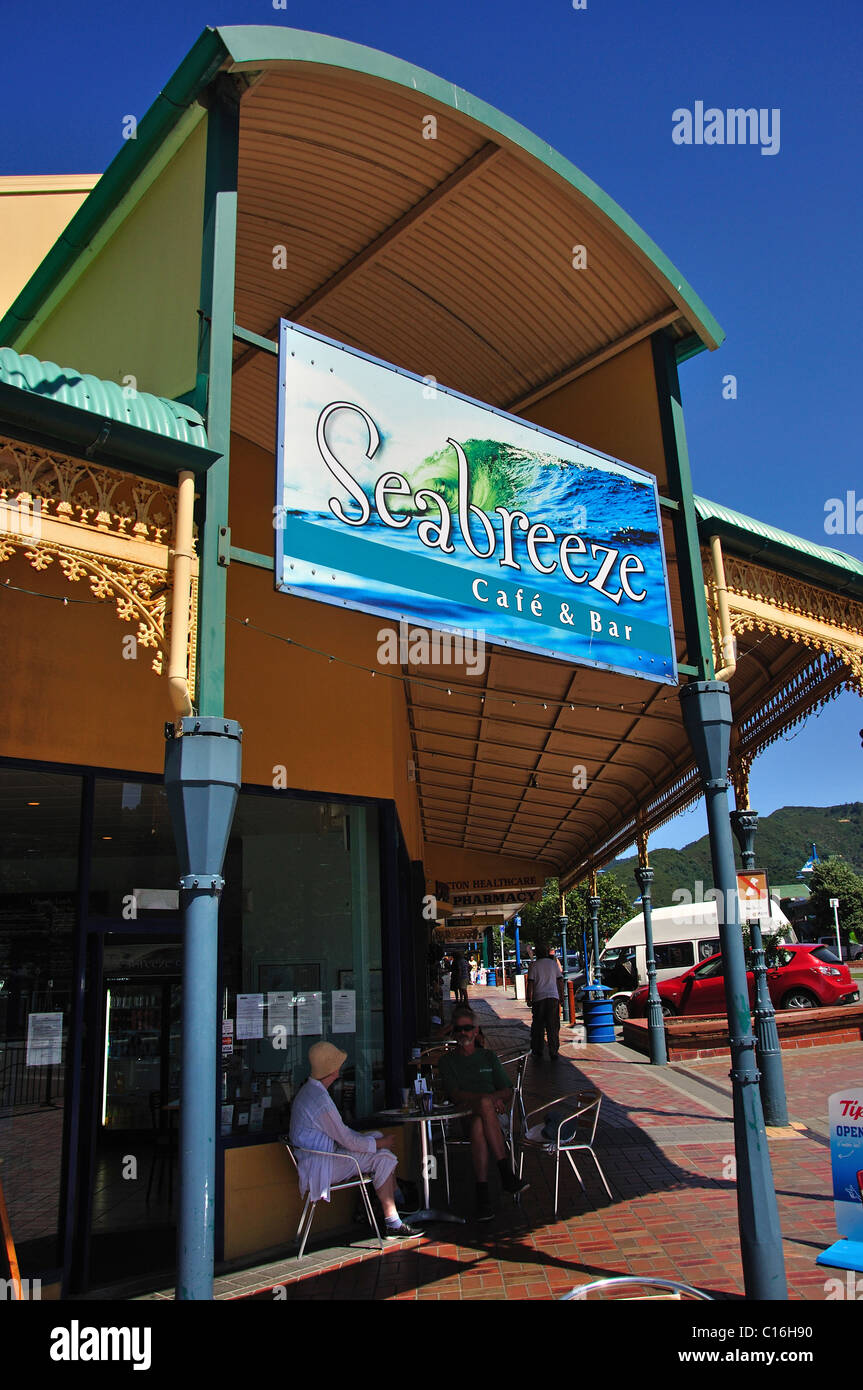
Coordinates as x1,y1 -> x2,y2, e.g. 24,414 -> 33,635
652,333 -> 715,681
730,810 -> 789,1127
635,867 -> 667,1065
195,78 -> 241,717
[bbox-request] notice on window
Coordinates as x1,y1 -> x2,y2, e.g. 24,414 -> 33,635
221,1019 -> 234,1057
236,994 -> 264,1040
331,990 -> 356,1034
220,1104 -> 234,1133
249,1102 -> 264,1133
267,992 -> 294,1039
296,991 -> 323,1036
26,1012 -> 63,1067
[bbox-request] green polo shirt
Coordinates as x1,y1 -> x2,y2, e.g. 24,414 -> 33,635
439,1046 -> 512,1098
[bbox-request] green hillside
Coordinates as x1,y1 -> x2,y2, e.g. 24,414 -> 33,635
608,803 -> 863,907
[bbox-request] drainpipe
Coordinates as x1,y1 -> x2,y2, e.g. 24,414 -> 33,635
168,470 -> 196,717
709,534 -> 737,682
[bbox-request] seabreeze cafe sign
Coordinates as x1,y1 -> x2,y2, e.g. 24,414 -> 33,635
275,322 -> 676,682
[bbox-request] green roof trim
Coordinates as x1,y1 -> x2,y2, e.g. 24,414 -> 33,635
0,347 -> 209,449
1,24 -> 724,357
694,495 -> 863,597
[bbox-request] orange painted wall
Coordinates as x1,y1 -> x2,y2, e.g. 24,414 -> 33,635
227,432 -> 423,859
519,339 -> 668,491
424,844 -> 555,888
0,547 -> 165,773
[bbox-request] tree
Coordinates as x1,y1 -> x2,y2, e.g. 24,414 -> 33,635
808,857 -> 863,939
565,871 -> 632,948
518,878 -> 564,949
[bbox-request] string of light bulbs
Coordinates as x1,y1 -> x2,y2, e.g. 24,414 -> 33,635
229,613 -> 778,717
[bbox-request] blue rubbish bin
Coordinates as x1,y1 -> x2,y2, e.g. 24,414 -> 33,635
486,968 -> 497,987
583,983 -> 615,1042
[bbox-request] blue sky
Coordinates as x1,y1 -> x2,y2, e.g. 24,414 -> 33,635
5,0 -> 862,854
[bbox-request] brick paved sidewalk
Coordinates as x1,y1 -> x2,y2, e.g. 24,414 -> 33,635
151,985 -> 861,1302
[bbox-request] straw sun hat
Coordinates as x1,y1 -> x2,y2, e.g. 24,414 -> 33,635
308,1041 -> 348,1079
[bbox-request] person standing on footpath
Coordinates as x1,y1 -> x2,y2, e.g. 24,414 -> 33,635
526,944 -> 564,1059
452,952 -> 471,1005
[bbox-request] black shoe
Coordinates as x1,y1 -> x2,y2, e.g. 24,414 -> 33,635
549,1051 -> 559,1060
384,1221 -> 420,1240
500,1169 -> 530,1195
476,1197 -> 495,1222
531,1051 -> 543,1060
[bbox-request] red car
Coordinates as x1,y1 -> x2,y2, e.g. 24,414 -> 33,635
628,943 -> 859,1017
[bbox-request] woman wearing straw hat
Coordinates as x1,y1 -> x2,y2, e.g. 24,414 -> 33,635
289,1041 -> 418,1239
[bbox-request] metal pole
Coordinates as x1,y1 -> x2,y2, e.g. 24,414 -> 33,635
514,918 -> 522,972
831,898 -> 842,961
559,902 -> 571,1024
681,682 -> 787,1300
165,717 -> 242,1301
634,867 -> 666,1066
731,811 -> 788,1127
589,895 -> 603,987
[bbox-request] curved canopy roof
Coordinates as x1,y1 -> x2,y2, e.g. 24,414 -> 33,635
0,25 -> 724,438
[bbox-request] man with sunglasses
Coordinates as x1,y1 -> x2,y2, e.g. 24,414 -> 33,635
438,1005 -> 528,1221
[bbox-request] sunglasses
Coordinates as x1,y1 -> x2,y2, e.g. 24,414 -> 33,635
453,1024 -> 475,1033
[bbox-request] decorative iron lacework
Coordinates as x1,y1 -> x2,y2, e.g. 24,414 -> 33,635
564,555 -> 863,885
0,434 -> 197,683
0,434 -> 178,540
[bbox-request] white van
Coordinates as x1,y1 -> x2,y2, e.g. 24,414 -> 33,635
601,900 -> 794,1023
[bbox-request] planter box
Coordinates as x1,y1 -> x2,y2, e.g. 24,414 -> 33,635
621,1003 -> 863,1061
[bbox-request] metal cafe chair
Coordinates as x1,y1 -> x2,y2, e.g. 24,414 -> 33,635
283,1140 -> 385,1259
518,1089 -> 612,1219
498,1050 -> 530,1177
562,1276 -> 713,1301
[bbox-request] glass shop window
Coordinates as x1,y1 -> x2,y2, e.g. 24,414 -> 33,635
0,765 -> 81,1277
89,780 -> 178,918
220,795 -> 384,1139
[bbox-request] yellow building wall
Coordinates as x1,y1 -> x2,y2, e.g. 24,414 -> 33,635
0,176 -> 99,320
20,118 -> 207,401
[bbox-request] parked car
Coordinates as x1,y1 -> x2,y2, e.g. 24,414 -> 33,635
627,943 -> 859,1018
600,900 -> 795,1023
817,935 -> 863,963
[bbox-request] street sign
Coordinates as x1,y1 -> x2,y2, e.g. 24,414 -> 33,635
736,869 -> 772,922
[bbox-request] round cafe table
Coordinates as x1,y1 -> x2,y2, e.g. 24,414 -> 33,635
374,1103 -> 471,1224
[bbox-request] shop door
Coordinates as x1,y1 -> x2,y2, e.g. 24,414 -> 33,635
76,929 -> 182,1291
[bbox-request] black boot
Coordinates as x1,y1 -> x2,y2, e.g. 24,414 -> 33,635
498,1158 -> 529,1195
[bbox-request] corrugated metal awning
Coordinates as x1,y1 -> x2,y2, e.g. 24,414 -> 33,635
0,347 -> 209,450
